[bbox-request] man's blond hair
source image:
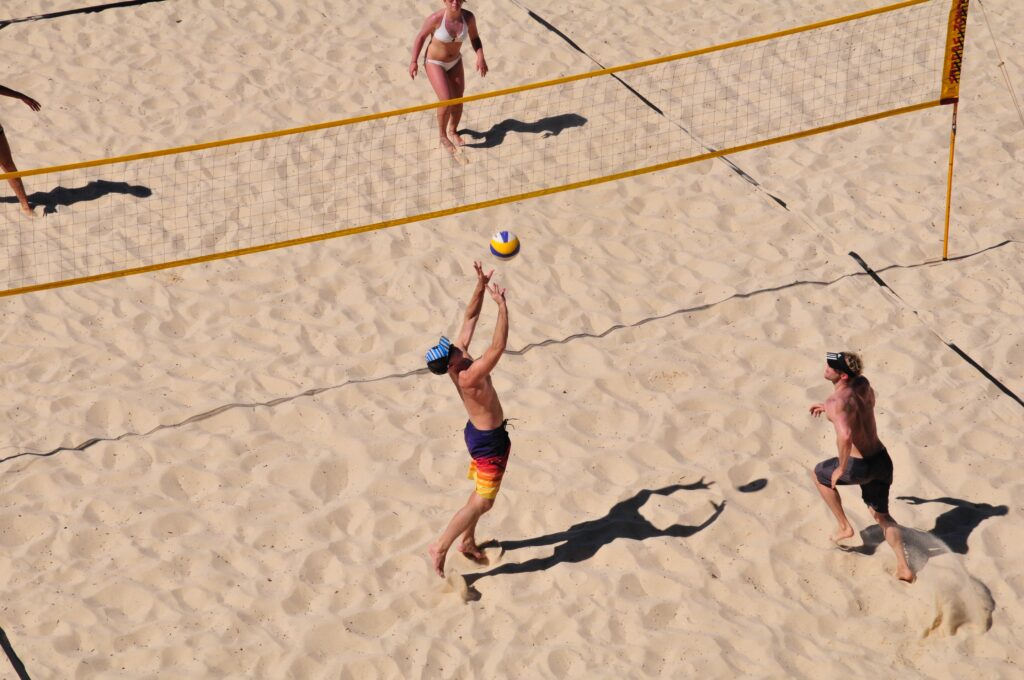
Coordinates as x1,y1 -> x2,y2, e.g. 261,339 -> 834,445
842,351 -> 864,376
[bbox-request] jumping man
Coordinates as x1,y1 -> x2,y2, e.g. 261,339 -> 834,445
425,261 -> 509,578
809,351 -> 915,583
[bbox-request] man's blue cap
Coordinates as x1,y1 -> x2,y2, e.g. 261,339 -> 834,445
425,336 -> 452,373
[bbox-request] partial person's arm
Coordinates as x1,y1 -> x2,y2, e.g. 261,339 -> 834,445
409,14 -> 439,79
463,284 -> 507,382
827,400 -> 854,488
457,261 -> 493,349
467,14 -> 488,77
0,85 -> 41,111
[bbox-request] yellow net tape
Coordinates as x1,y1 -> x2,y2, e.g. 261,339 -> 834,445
0,0 -> 963,297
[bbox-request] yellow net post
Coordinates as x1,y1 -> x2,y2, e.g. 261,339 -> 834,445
941,0 -> 970,260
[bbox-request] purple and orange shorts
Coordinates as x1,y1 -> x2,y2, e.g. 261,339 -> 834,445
464,419 -> 511,499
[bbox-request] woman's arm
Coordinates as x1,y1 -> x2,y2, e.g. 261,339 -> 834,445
0,84 -> 41,111
409,13 -> 439,79
467,13 -> 487,77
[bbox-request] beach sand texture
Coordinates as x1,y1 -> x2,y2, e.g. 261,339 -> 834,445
0,1 -> 1021,678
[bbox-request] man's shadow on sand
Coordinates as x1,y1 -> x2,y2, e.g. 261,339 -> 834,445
464,479 -> 726,588
1,179 -> 152,215
459,113 -> 587,149
841,495 -> 1008,571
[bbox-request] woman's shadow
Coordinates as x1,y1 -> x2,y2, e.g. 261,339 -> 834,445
459,113 -> 587,149
464,478 -> 725,588
2,179 -> 152,215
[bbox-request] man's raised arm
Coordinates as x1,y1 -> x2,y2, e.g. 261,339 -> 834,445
457,261 -> 493,349
464,283 -> 508,381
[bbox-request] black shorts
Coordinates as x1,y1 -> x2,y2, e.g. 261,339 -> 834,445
814,448 -> 893,514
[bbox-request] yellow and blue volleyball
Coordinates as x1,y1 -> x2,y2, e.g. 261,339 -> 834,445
489,230 -> 520,259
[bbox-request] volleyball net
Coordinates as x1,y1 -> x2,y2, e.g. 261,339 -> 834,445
0,0 -> 969,297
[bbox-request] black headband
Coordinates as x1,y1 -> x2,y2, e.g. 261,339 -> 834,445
826,351 -> 854,377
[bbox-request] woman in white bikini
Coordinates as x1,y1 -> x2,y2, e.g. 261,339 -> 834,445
409,0 -> 488,153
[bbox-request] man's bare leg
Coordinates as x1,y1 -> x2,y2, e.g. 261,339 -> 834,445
873,510 -> 915,583
428,493 -> 493,577
0,131 -> 33,216
457,491 -> 488,562
810,469 -> 855,541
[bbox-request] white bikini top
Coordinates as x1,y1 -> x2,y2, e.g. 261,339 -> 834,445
433,11 -> 469,43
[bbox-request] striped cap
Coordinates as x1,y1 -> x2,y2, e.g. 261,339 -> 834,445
425,336 -> 452,365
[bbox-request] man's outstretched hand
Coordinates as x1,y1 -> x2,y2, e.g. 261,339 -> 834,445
474,260 -> 494,287
488,282 -> 506,304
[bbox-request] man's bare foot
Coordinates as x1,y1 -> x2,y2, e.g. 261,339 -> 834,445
427,543 -> 446,578
831,526 -> 855,542
457,539 -> 487,563
896,566 -> 916,583
447,128 -> 465,146
440,137 -> 456,154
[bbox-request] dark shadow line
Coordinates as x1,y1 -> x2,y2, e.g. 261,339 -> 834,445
0,626 -> 31,680
948,343 -> 1024,408
0,366 -> 426,465
0,0 -> 165,29
524,10 -> 667,117
518,2 -> 785,203
849,246 -> 1024,410
465,480 -> 724,587
2,240 -> 1015,466
507,239 -> 1017,356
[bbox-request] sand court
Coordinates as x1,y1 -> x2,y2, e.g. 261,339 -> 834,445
1,0 -> 1023,678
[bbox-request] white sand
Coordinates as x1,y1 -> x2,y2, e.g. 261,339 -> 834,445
0,0 -> 1021,677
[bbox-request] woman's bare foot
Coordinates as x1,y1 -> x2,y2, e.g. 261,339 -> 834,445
457,539 -> 487,564
427,544 -> 446,578
440,136 -> 456,154
831,525 -> 855,542
447,128 -> 465,146
20,203 -> 34,217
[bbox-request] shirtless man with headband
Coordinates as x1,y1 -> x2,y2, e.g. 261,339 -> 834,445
425,261 -> 509,578
809,351 -> 915,583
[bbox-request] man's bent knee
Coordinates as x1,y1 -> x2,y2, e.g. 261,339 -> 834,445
471,494 -> 494,513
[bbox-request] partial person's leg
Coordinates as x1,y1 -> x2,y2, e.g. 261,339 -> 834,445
445,61 -> 466,145
457,490 -> 488,560
0,129 -> 34,216
428,493 -> 494,577
872,509 -> 915,582
810,464 -> 854,541
424,62 -> 457,153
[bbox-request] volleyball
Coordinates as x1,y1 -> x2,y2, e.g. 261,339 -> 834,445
489,230 -> 520,259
